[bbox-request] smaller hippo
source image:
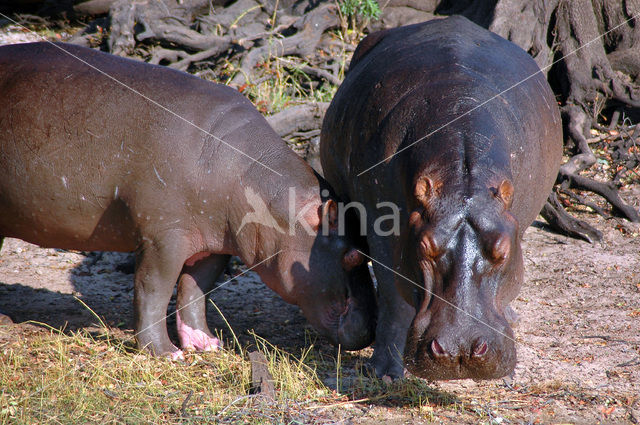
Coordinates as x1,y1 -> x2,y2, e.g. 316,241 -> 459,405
0,42 -> 376,357
321,16 -> 562,380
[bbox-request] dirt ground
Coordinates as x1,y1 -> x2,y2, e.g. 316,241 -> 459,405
1,186 -> 639,424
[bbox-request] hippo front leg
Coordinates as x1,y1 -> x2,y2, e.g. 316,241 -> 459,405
175,254 -> 228,352
364,237 -> 416,379
133,238 -> 186,358
369,262 -> 415,379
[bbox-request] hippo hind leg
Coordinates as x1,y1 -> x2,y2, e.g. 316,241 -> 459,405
175,254 -> 229,352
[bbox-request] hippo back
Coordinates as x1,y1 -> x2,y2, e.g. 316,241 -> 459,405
322,15 -> 562,233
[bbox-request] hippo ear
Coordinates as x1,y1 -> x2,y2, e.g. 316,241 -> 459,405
414,176 -> 438,206
342,248 -> 364,271
495,179 -> 514,209
320,199 -> 339,233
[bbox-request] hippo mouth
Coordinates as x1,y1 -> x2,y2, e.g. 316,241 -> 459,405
404,335 -> 517,380
301,294 -> 375,351
403,308 -> 517,380
333,266 -> 378,351
302,264 -> 376,351
335,296 -> 376,351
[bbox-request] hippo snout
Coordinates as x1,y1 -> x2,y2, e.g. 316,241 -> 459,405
404,309 -> 516,380
301,265 -> 376,350
336,297 -> 376,350
310,296 -> 375,350
335,266 -> 377,350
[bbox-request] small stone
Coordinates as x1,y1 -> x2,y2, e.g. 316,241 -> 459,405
0,313 -> 13,326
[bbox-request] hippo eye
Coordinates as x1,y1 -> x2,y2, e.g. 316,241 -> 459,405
409,210 -> 426,230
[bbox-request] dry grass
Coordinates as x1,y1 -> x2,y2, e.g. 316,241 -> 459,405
224,51 -> 342,116
0,320 -> 463,424
0,320 -> 329,423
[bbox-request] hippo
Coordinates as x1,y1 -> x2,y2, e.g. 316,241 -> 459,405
320,16 -> 562,380
0,42 -> 376,357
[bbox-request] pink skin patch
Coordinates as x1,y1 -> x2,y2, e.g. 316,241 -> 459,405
185,252 -> 212,267
176,311 -> 222,352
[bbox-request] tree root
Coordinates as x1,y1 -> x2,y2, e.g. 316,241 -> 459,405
540,193 -> 603,243
560,173 -> 640,222
539,104 -> 640,242
266,102 -> 328,140
229,3 -> 340,86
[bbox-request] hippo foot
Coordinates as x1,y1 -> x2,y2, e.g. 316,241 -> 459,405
381,375 -> 393,385
177,319 -> 222,352
365,352 -> 405,381
169,349 -> 185,361
0,313 -> 13,326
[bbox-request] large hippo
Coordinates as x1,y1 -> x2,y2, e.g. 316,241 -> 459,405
0,42 -> 376,357
320,16 -> 562,380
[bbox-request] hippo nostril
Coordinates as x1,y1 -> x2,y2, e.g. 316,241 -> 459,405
431,339 -> 447,357
472,341 -> 488,357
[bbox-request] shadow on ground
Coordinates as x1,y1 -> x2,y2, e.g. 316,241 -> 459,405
0,248 -> 322,354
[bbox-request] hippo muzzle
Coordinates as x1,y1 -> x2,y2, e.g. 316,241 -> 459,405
336,295 -> 377,350
338,264 -> 377,350
305,264 -> 377,351
403,281 -> 517,380
404,317 -> 517,380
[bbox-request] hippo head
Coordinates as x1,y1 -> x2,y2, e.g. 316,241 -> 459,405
262,191 -> 377,351
402,175 -> 522,380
